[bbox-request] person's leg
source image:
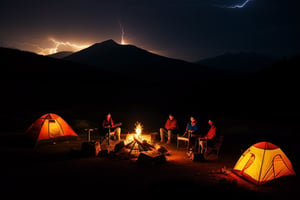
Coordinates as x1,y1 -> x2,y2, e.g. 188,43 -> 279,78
189,136 -> 195,152
199,140 -> 206,154
100,128 -> 108,143
193,137 -> 198,152
115,127 -> 121,141
160,128 -> 167,142
187,136 -> 195,157
203,139 -> 208,153
167,130 -> 172,144
109,131 -> 114,140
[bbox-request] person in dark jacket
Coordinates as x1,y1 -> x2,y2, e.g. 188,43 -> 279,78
160,113 -> 179,144
184,116 -> 200,154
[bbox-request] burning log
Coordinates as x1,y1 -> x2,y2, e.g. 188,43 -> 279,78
125,136 -> 152,154
134,136 -> 154,151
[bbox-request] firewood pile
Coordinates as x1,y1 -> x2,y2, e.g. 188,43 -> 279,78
125,136 -> 155,154
110,136 -> 168,164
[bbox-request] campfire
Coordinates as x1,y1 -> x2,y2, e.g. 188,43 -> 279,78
111,121 -> 168,164
124,122 -> 159,155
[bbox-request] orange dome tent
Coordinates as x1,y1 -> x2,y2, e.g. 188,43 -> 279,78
25,113 -> 78,144
233,141 -> 296,185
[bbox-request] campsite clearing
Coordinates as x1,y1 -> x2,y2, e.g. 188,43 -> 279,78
0,131 -> 298,200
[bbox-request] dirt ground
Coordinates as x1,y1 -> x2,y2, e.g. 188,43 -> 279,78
0,131 -> 298,200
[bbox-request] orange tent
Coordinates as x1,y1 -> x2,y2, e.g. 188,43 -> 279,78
233,141 -> 296,185
25,113 -> 78,144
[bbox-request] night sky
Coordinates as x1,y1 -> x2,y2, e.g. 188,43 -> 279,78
1,0 -> 300,62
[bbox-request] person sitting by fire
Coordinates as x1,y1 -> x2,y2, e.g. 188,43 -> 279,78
100,112 -> 122,141
183,116 -> 200,155
160,113 -> 179,144
198,119 -> 217,154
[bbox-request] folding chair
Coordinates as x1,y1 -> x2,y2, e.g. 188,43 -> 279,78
201,135 -> 224,160
177,132 -> 190,150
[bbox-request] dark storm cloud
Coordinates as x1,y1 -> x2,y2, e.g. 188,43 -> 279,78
1,0 -> 300,61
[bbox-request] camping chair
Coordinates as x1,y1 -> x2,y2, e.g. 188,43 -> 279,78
100,123 -> 122,145
100,127 -> 114,145
177,131 -> 190,150
201,135 -> 224,160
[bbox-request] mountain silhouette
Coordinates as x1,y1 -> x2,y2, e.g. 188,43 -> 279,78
0,47 -> 112,81
63,39 -> 187,68
63,39 -> 212,80
196,52 -> 278,74
0,46 -> 130,113
48,51 -> 74,59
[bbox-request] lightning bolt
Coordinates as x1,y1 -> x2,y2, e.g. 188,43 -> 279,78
37,38 -> 91,55
118,21 -> 126,45
1,39 -> 90,55
226,0 -> 253,9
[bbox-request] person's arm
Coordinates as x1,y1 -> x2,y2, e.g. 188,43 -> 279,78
164,119 -> 170,129
110,118 -> 114,127
182,123 -> 189,136
206,126 -> 216,139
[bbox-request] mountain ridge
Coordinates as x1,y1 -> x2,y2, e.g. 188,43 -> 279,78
196,51 -> 278,73
63,39 -> 192,68
60,39 -> 218,82
48,51 -> 74,59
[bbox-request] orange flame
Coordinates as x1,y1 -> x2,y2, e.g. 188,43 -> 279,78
124,121 -> 153,146
135,121 -> 143,136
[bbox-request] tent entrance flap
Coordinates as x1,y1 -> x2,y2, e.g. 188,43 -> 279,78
48,119 -> 64,138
